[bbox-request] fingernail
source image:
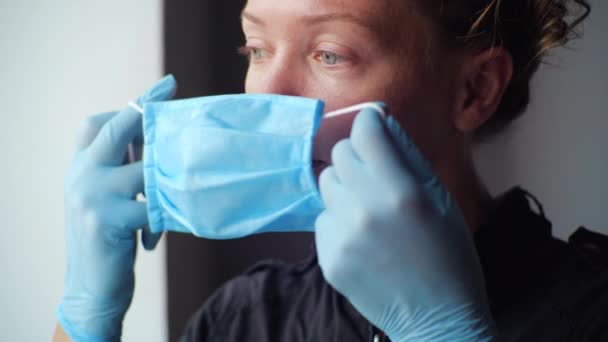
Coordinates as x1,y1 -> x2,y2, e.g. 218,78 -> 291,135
359,107 -> 384,126
373,101 -> 387,111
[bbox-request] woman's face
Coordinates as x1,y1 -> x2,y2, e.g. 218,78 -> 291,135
241,0 -> 462,171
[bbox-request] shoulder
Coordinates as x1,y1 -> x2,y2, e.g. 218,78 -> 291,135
553,227 -> 608,339
515,227 -> 608,341
549,227 -> 608,298
179,255 -> 322,341
476,187 -> 608,340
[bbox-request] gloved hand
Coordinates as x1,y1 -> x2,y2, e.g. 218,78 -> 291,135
315,109 -> 497,341
57,75 -> 177,341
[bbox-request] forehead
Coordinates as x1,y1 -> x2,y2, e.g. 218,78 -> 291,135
243,0 -> 409,27
242,0 -> 415,36
244,0 -> 389,15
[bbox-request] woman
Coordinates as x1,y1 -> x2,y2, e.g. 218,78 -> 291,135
55,0 -> 605,341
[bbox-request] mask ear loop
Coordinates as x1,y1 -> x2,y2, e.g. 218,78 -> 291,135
126,101 -> 145,164
324,102 -> 386,120
126,100 -> 152,247
128,101 -> 145,115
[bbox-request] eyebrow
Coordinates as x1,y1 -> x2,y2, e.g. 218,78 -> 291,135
241,11 -> 374,29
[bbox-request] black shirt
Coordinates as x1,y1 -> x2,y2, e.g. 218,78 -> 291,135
179,188 -> 608,341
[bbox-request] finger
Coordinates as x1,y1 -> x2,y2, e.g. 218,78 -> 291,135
142,227 -> 162,251
318,166 -> 339,208
314,211 -> 335,265
350,109 -> 409,184
318,166 -> 353,213
331,139 -> 367,188
87,106 -> 143,165
314,210 -> 352,292
102,200 -> 149,233
109,161 -> 145,197
383,115 -> 451,213
384,115 -> 435,184
88,75 -> 178,165
133,74 -> 178,107
130,74 -> 177,149
74,111 -> 117,152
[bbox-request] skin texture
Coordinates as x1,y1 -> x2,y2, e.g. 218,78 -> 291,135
241,0 -> 513,231
242,0 -> 450,163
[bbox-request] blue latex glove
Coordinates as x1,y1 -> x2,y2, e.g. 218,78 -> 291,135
57,75 -> 177,341
315,109 -> 497,341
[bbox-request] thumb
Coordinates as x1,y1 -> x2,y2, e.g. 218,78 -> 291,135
141,227 -> 162,251
129,74 -> 178,144
384,115 -> 453,215
384,115 -> 435,185
134,74 -> 178,108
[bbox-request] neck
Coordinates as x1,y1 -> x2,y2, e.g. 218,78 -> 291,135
435,149 -> 494,234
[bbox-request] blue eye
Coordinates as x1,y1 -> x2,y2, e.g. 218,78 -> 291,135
319,51 -> 344,65
250,47 -> 264,61
238,46 -> 265,62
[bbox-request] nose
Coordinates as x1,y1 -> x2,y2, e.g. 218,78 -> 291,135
245,52 -> 303,96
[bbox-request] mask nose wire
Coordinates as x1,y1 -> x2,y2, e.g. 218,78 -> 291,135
128,101 -> 145,115
323,102 -> 386,120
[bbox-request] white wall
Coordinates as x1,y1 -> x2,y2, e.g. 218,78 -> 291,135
475,0 -> 608,239
0,1 -> 167,341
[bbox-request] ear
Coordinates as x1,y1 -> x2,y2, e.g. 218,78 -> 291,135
452,47 -> 513,133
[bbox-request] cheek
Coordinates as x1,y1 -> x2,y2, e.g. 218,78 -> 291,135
313,112 -> 358,163
309,71 -> 407,164
244,67 -> 267,94
310,64 -> 414,164
243,69 -> 255,94
385,81 -> 457,167
314,74 -> 454,171
310,85 -> 392,165
243,47 -> 451,166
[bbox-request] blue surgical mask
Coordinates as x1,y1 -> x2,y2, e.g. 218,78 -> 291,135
129,94 -> 385,239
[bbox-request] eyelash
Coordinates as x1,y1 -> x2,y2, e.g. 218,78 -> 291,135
237,46 -> 263,61
237,45 -> 348,67
313,51 -> 346,66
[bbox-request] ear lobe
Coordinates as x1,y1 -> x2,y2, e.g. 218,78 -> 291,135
453,47 -> 513,133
